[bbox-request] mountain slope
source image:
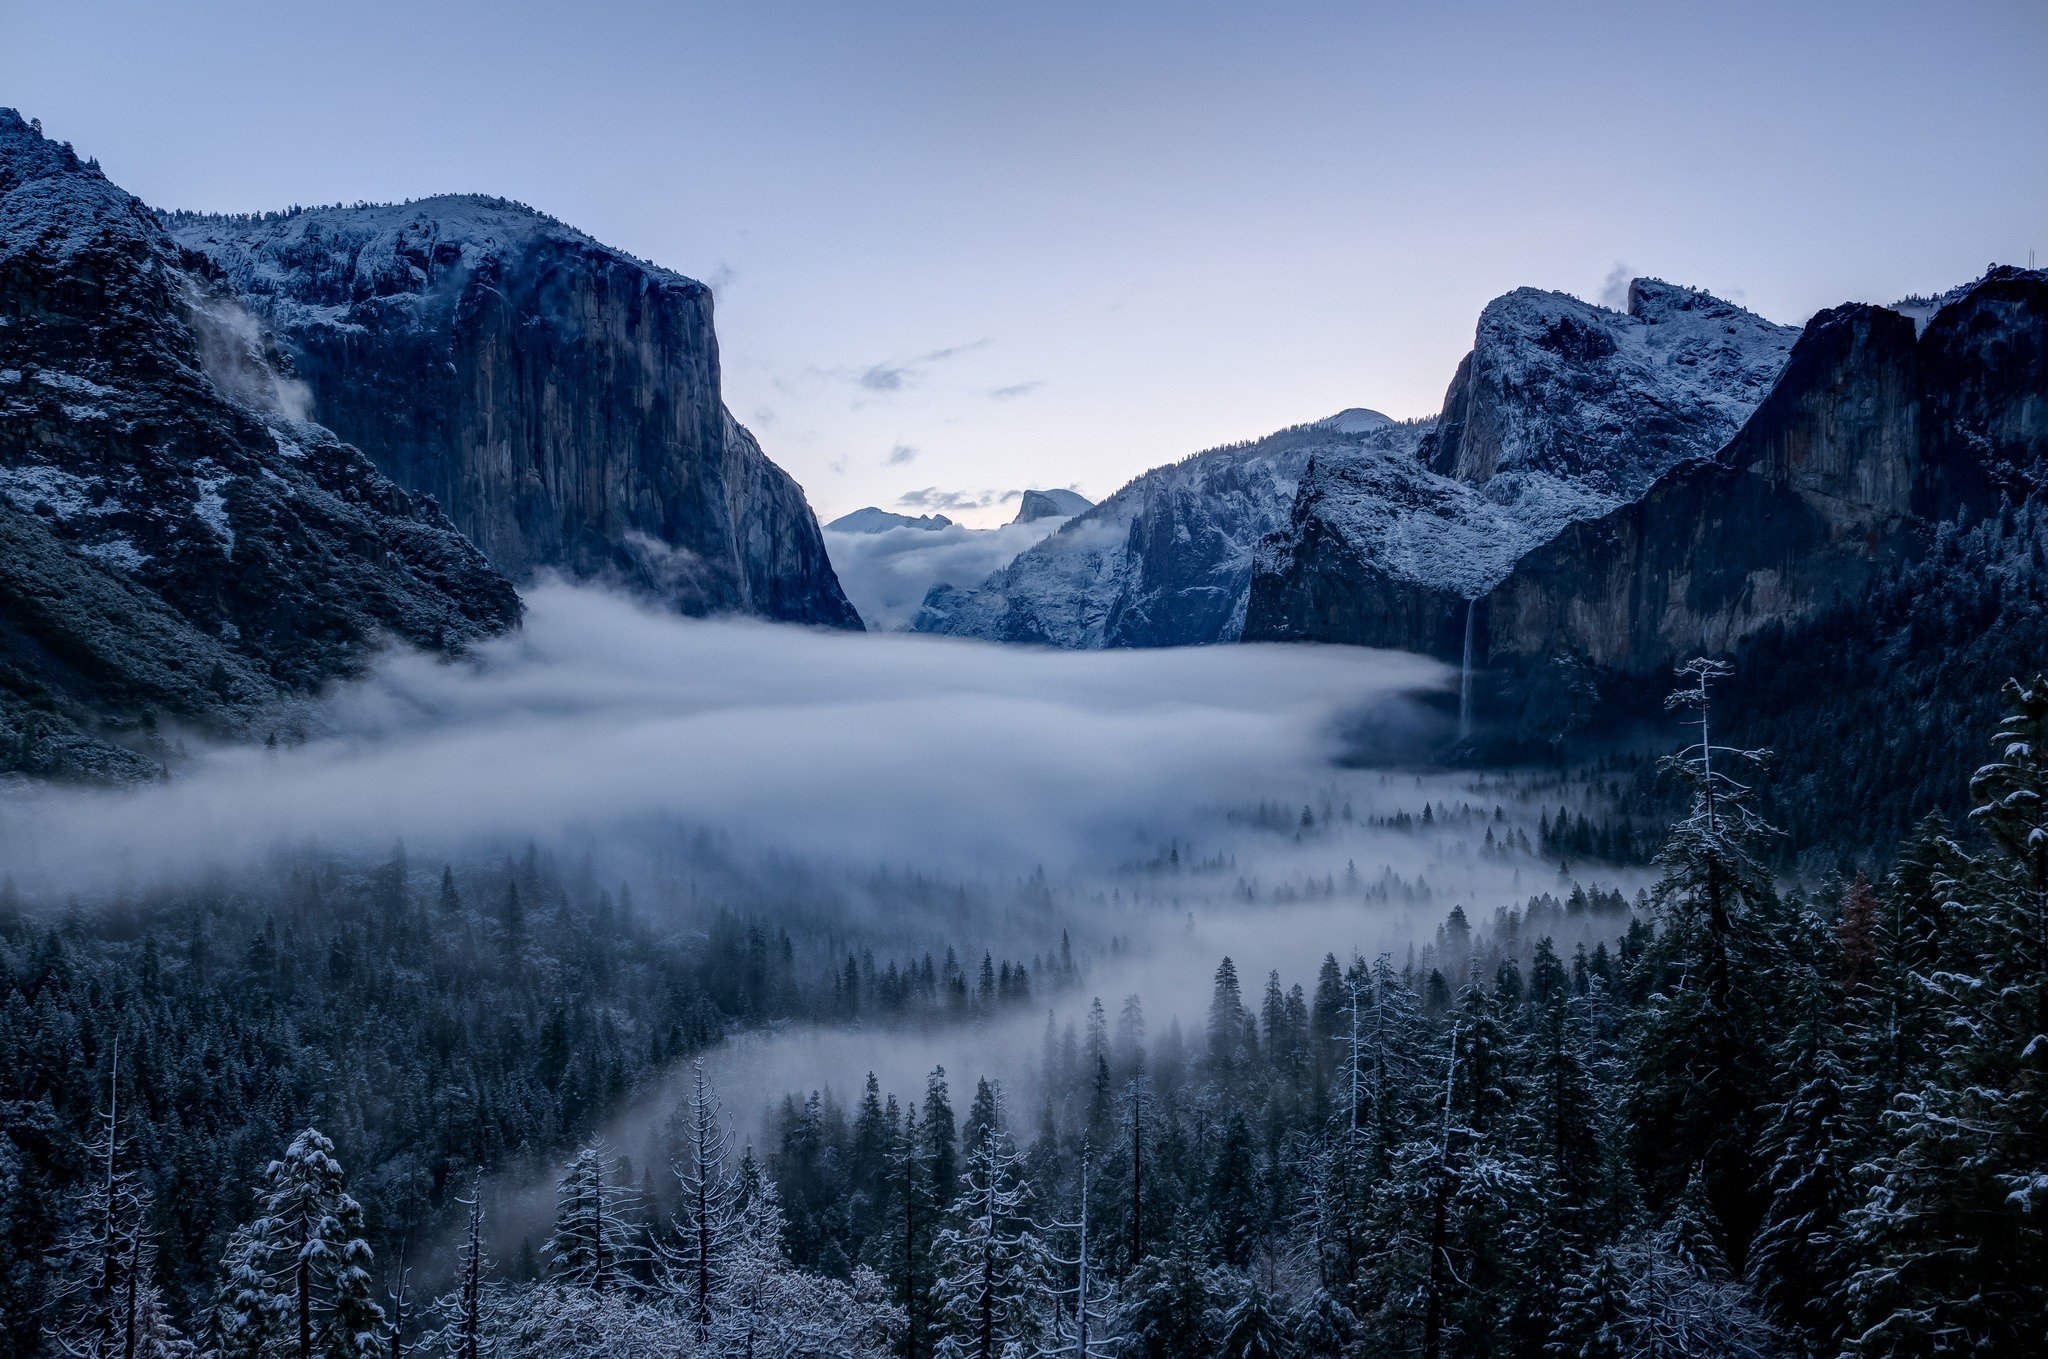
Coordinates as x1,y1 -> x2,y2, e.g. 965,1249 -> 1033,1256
168,197 -> 860,628
0,109 -> 521,778
914,411 -> 1422,647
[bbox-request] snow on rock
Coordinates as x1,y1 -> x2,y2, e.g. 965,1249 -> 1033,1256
0,107 -> 520,779
1429,279 -> 1798,497
827,507 -> 956,534
915,418 -> 1432,648
1010,488 -> 1093,523
167,197 -> 861,629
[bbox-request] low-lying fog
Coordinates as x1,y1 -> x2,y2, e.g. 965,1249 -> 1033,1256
5,580 -> 1648,1251
0,582 -> 1449,897
822,517 -> 1069,630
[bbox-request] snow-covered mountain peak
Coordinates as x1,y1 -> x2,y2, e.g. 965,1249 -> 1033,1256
1011,488 -> 1093,523
1439,277 -> 1798,495
166,195 -> 699,317
1316,408 -> 1395,434
827,507 -> 956,534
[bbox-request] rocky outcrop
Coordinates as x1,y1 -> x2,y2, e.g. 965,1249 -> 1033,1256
1011,488 -> 1092,523
1244,282 -> 1797,654
168,198 -> 860,629
1424,280 -> 1799,492
0,110 -> 520,778
1479,273 -> 2044,691
1246,269 -> 2043,743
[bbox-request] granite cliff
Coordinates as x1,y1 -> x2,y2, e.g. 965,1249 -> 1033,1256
0,110 -> 520,778
169,198 -> 859,628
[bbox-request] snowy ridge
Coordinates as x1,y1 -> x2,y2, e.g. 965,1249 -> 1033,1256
0,107 -> 520,777
165,195 -> 698,330
1434,279 -> 1798,495
914,412 -> 1425,647
1251,279 -> 1802,609
827,507 -> 956,534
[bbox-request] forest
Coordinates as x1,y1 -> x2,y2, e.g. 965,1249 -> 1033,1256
3,664 -> 2044,1358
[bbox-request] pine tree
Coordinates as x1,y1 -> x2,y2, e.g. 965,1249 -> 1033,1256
1846,677 -> 2048,1354
541,1140 -> 642,1294
1213,1277 -> 1292,1359
423,1178 -> 488,1359
1747,934 -> 1857,1354
1115,1250 -> 1216,1359
1629,658 -> 1780,1261
928,1086 -> 1050,1359
209,1128 -> 385,1359
655,1061 -> 740,1343
1040,1144 -> 1116,1359
45,1045 -> 188,1359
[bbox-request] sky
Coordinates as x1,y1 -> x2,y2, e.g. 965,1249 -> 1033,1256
6,1 -> 2043,525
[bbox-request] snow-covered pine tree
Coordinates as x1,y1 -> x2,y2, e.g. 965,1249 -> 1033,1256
710,1149 -> 905,1358
928,1085 -> 1051,1359
656,1060 -> 742,1343
1846,676 -> 2048,1355
1038,1144 -> 1116,1359
1113,1250 -> 1216,1359
208,1128 -> 385,1359
1211,1277 -> 1289,1359
44,1044 -> 189,1359
1746,912 -> 1857,1354
541,1139 -> 643,1294
1629,658 -> 1780,1262
421,1176 -> 490,1359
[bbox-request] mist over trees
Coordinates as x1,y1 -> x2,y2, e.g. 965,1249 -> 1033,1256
5,672 -> 2046,1356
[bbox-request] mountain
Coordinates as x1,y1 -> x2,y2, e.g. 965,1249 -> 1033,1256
1480,267 -> 2046,700
914,412 -> 1418,647
923,281 -> 1796,653
0,110 -> 520,779
167,198 -> 860,629
1239,265 -> 2043,757
827,507 -> 956,533
1011,488 -> 1093,523
1244,281 -> 1800,653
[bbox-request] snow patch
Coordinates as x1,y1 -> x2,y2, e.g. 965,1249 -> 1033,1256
76,536 -> 149,572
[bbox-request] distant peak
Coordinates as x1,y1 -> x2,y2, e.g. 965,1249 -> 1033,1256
826,507 -> 955,534
1011,488 -> 1093,524
1317,408 -> 1394,434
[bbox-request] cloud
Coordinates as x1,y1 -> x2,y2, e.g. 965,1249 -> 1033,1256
897,486 -> 1003,511
886,443 -> 919,466
1599,262 -> 1633,311
987,381 -> 1045,400
852,339 -> 990,393
824,517 -> 1069,630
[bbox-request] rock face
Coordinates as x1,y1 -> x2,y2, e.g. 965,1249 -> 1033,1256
915,412 -> 1409,647
1482,270 -> 2046,683
1241,266 -> 2044,741
1244,283 -> 1798,653
168,198 -> 860,629
1011,488 -> 1093,524
0,110 -> 520,778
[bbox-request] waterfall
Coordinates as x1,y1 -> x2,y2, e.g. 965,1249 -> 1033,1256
1458,597 -> 1477,740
